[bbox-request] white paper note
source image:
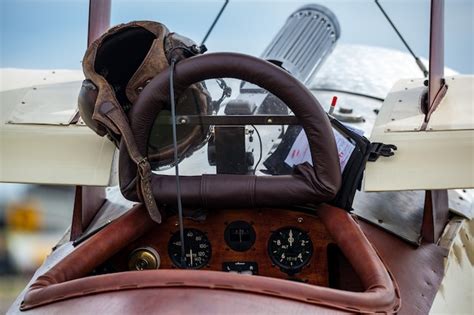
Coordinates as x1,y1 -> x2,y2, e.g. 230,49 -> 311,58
284,127 -> 361,171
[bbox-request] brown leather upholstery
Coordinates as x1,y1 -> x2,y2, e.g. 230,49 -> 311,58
80,21 -> 170,137
21,204 -> 399,313
119,53 -> 342,209
80,21 -> 211,167
359,220 -> 446,315
80,21 -> 214,222
19,288 -> 351,315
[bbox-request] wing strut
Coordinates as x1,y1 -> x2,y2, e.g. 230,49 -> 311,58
420,0 -> 449,244
71,0 -> 111,241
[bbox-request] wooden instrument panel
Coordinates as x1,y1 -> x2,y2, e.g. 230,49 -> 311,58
110,208 -> 333,286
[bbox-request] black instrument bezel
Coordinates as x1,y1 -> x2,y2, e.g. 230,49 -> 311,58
267,226 -> 313,274
168,228 -> 212,269
224,220 -> 256,252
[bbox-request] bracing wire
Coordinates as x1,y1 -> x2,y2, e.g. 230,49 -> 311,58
375,0 -> 429,77
251,125 -> 263,175
201,0 -> 230,46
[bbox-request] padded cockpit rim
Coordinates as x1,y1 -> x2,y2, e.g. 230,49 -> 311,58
21,205 -> 400,313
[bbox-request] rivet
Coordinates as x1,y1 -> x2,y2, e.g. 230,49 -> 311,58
266,118 -> 273,124
137,86 -> 144,93
297,217 -> 304,223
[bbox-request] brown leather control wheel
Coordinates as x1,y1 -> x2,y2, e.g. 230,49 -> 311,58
119,52 -> 342,209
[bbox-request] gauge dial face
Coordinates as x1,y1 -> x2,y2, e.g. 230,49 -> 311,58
268,227 -> 313,274
224,221 -> 256,252
168,228 -> 211,269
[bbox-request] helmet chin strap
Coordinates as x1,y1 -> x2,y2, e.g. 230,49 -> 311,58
169,57 -> 186,268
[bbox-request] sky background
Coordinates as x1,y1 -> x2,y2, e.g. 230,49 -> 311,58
1,0 -> 473,73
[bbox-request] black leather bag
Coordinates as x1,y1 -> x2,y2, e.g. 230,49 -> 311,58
263,117 -> 372,211
328,118 -> 371,211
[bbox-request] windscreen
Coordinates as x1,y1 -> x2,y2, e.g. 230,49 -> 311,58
148,78 -> 362,177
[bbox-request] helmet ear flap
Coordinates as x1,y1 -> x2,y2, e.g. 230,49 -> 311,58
78,79 -> 107,136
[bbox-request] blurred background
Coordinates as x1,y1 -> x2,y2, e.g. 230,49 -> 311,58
0,0 -> 473,312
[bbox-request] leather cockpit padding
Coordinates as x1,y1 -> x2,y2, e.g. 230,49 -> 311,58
21,205 -> 399,313
119,52 -> 342,208
19,288 -> 351,315
359,220 -> 447,315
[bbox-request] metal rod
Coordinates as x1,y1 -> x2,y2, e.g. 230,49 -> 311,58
160,115 -> 300,126
169,60 -> 186,268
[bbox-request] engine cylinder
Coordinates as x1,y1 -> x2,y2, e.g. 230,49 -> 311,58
261,4 -> 340,84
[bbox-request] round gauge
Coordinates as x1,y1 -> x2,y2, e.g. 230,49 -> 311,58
268,227 -> 313,274
168,228 -> 211,269
224,221 -> 256,252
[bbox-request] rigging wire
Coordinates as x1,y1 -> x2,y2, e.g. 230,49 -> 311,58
169,58 -> 186,268
201,0 -> 230,46
375,0 -> 429,77
250,125 -> 263,175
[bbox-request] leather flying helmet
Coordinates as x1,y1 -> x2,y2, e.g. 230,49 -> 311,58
79,21 -> 211,169
78,21 -> 211,223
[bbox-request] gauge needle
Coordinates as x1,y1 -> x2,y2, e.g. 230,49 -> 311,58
189,249 -> 193,266
288,229 -> 294,247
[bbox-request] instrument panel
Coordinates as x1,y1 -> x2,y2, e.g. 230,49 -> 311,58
110,208 -> 333,285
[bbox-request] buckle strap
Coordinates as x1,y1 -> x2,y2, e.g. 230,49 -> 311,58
138,158 -> 162,223
100,102 -> 162,223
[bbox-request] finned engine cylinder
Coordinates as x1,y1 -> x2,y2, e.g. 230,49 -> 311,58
261,4 -> 340,84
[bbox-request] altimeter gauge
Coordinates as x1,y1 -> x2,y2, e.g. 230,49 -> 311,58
168,228 -> 211,269
268,227 -> 313,274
